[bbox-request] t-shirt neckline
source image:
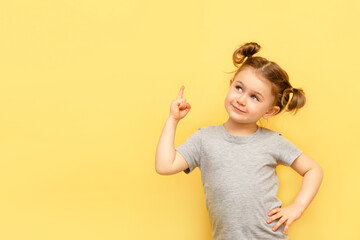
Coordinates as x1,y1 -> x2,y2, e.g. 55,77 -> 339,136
220,123 -> 262,144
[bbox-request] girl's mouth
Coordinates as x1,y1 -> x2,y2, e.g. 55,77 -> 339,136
232,105 -> 246,113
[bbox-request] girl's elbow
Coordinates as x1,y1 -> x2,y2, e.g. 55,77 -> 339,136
315,165 -> 324,180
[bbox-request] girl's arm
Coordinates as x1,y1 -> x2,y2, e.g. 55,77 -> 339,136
289,152 -> 324,212
155,116 -> 192,175
155,86 -> 191,175
155,116 -> 179,174
267,152 -> 323,233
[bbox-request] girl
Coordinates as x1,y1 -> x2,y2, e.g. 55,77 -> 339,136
155,42 -> 323,240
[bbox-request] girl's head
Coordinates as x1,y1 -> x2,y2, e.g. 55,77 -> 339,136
224,42 -> 306,125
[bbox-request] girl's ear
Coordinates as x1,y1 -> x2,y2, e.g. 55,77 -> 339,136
262,106 -> 280,119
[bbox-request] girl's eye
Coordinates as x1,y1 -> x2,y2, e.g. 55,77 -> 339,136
235,86 -> 259,101
251,95 -> 259,101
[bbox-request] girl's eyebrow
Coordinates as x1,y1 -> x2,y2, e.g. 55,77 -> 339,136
236,80 -> 264,98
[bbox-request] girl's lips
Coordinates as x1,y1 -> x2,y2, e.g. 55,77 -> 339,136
232,105 -> 246,113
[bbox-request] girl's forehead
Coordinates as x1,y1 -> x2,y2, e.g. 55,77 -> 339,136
233,68 -> 272,92
234,67 -> 266,82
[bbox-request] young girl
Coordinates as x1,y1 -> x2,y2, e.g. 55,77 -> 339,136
155,42 -> 323,240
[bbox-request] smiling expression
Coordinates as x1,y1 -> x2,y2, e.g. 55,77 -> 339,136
224,67 -> 280,125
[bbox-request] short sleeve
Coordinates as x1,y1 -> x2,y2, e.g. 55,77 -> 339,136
274,132 -> 303,166
175,128 -> 202,174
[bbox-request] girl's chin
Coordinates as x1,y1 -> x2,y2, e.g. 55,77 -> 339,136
227,113 -> 257,125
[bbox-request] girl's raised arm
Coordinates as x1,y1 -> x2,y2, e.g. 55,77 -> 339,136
155,86 -> 191,175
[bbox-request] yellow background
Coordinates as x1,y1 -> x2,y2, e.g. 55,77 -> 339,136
0,0 -> 359,239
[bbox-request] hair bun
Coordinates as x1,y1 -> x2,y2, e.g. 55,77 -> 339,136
240,42 -> 261,57
232,42 -> 261,67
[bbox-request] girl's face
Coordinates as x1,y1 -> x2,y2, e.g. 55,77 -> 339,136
224,67 -> 280,125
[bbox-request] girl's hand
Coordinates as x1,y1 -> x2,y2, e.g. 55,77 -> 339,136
169,86 -> 191,121
266,203 -> 305,234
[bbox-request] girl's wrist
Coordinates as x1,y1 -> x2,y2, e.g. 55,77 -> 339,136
292,202 -> 307,214
168,115 -> 180,124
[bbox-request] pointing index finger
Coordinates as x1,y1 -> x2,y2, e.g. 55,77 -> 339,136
177,85 -> 184,99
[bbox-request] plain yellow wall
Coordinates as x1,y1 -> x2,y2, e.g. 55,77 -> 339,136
0,0 -> 359,239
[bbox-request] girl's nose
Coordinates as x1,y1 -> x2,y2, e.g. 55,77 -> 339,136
237,94 -> 247,106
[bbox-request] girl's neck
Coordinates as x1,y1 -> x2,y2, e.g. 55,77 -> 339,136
223,119 -> 259,137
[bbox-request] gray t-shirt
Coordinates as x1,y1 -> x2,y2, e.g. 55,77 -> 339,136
175,123 -> 302,240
